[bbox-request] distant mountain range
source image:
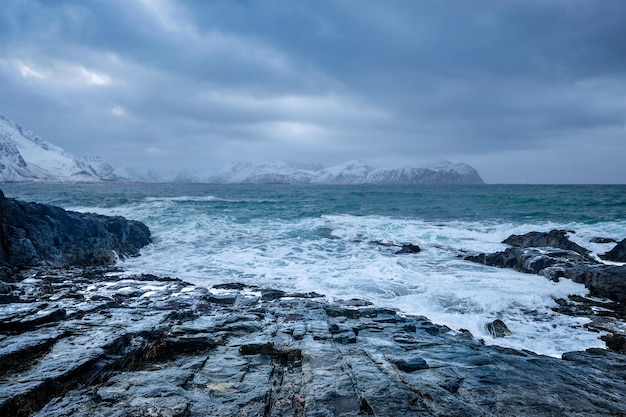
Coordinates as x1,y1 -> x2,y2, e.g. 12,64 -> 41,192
0,113 -> 484,184
209,160 -> 484,184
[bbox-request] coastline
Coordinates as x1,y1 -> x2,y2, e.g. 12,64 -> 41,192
2,268 -> 626,417
2,189 -> 626,416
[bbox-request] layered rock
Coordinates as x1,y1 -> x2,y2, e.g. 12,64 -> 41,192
0,189 -> 150,275
465,229 -> 626,357
502,229 -> 593,258
1,270 -> 625,417
465,230 -> 626,302
1,195 -> 626,416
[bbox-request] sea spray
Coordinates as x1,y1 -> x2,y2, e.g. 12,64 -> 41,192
3,183 -> 625,356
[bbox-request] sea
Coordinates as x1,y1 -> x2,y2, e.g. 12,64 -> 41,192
3,183 -> 626,357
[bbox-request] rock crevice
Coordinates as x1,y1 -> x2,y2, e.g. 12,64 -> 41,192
1,271 -> 625,417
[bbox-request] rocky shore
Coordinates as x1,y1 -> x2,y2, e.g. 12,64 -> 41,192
0,189 -> 150,278
1,192 -> 626,416
464,229 -> 626,354
1,269 -> 626,417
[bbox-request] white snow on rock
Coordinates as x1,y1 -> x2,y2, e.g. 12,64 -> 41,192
0,114 -> 122,182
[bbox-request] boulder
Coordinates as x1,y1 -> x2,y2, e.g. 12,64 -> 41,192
395,244 -> 421,255
486,319 -> 512,338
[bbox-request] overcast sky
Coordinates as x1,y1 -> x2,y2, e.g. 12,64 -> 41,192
1,0 -> 625,183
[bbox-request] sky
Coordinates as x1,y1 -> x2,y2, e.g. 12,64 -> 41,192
1,0 -> 625,184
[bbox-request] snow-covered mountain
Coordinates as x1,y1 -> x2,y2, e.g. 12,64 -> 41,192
366,161 -> 484,185
314,160 -> 376,184
1,113 -> 484,184
208,159 -> 484,184
0,114 -> 122,182
210,161 -> 318,184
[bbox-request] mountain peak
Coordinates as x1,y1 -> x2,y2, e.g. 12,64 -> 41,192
0,113 -> 119,182
208,159 -> 484,185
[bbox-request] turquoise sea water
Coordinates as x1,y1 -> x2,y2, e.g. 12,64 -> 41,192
3,183 -> 626,356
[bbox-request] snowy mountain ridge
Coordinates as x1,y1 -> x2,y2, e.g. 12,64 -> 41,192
207,159 -> 485,184
1,113 -> 484,184
0,114 -> 120,182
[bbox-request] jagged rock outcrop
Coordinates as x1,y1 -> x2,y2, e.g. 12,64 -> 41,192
1,270 -> 625,417
601,239 -> 626,262
465,230 -> 626,302
503,229 -> 592,258
0,190 -> 150,274
395,243 -> 422,254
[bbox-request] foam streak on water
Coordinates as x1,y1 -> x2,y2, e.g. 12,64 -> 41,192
3,183 -> 626,357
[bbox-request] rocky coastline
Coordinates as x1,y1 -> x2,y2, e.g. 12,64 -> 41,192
0,189 -> 150,278
1,193 -> 626,416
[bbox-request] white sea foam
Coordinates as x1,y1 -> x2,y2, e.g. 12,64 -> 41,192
68,201 -> 626,357
145,195 -> 226,203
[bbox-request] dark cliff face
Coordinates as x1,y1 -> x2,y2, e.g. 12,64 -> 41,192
0,189 -> 151,274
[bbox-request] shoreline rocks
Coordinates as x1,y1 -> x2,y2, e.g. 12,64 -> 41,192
600,238 -> 626,262
0,189 -> 151,278
1,194 -> 626,415
465,229 -> 626,356
465,230 -> 626,302
1,269 -> 625,417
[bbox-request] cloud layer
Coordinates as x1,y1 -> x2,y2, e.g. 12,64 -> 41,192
1,0 -> 625,183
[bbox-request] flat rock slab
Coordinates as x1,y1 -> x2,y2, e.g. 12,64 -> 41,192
0,270 -> 624,417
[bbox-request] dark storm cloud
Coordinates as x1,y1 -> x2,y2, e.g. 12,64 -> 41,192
0,0 -> 624,183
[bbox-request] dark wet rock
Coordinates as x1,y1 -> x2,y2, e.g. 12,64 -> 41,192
370,240 -> 422,255
212,282 -> 248,290
0,191 -> 151,271
286,290 -> 325,299
465,247 -> 592,275
202,293 -> 237,305
391,356 -> 429,372
552,294 -> 626,354
456,329 -> 474,340
560,264 -> 626,301
0,281 -> 21,303
324,305 -> 361,319
339,298 -> 374,307
465,230 -> 626,356
0,281 -> 13,293
600,238 -> 626,262
486,319 -> 512,338
590,237 -> 617,244
0,273 -> 625,417
261,288 -> 286,300
602,334 -> 626,354
395,243 -> 422,254
465,233 -> 626,303
0,306 -> 67,332
503,229 -> 592,258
